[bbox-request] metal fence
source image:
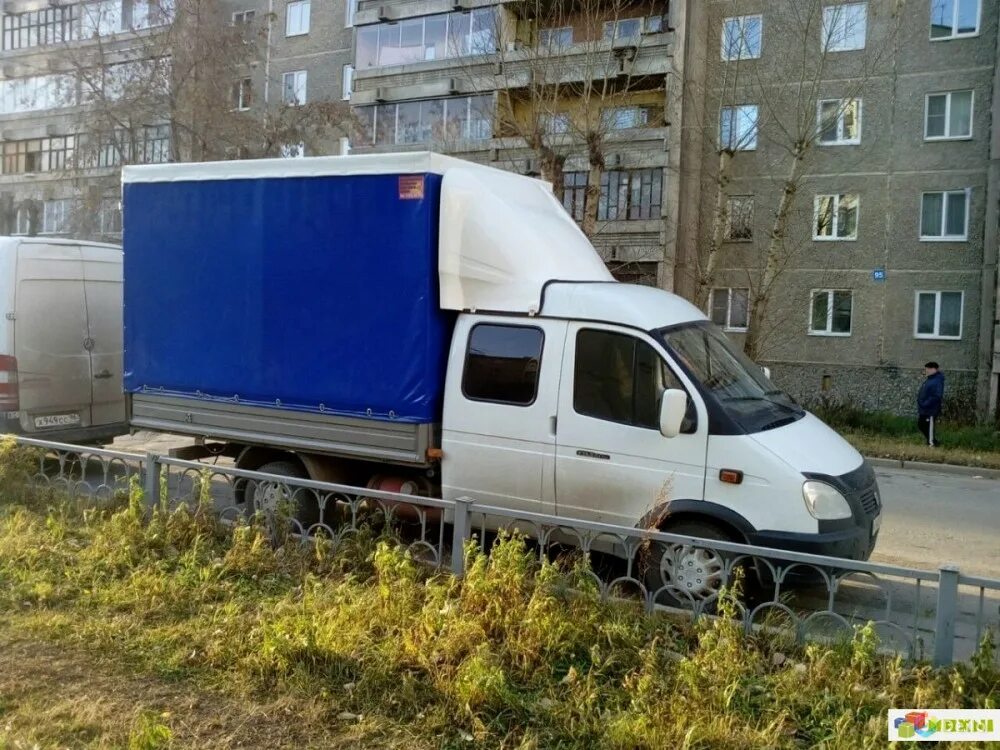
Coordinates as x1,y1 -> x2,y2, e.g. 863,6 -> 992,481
7,435 -> 1000,668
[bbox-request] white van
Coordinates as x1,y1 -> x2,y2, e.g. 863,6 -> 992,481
0,237 -> 126,444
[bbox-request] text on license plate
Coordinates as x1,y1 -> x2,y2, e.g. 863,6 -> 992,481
34,413 -> 80,428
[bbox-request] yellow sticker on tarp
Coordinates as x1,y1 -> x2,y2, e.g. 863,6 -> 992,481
399,175 -> 425,200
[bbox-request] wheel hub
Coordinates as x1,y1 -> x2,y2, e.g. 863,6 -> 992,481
663,544 -> 725,598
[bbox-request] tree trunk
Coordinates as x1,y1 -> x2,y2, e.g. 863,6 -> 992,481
743,149 -> 804,361
581,131 -> 605,239
694,150 -> 732,309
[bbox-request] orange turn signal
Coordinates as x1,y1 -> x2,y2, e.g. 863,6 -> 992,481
719,469 -> 744,485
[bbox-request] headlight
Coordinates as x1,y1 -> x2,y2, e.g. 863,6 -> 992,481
802,481 -> 852,520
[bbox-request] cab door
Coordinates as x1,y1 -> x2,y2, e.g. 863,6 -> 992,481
442,316 -> 568,516
554,323 -> 709,526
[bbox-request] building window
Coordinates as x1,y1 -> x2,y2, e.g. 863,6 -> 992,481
721,15 -> 762,60
725,196 -> 754,240
355,8 -> 496,69
574,329 -> 665,429
88,125 -> 170,167
1,136 -> 76,175
79,0 -> 123,36
539,26 -> 573,49
13,206 -> 31,236
915,291 -> 963,339
540,112 -> 570,134
814,193 -> 859,240
925,90 -> 973,139
462,324 -> 544,406
822,3 -> 867,52
710,288 -> 750,331
2,5 -> 77,50
809,290 -> 853,336
930,0 -> 980,39
598,168 -> 663,221
920,189 -> 969,240
355,95 -> 493,146
232,78 -> 252,110
285,0 -> 309,36
42,199 -> 73,235
99,198 -> 122,235
232,9 -> 255,25
817,98 -> 861,145
603,18 -> 642,43
562,171 -> 587,222
280,143 -> 305,158
719,105 -> 758,151
601,105 -> 661,131
282,70 -> 307,105
644,15 -> 665,33
0,75 -> 76,114
345,0 -> 356,27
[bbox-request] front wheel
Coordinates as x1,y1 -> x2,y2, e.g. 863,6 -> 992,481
642,520 -> 741,611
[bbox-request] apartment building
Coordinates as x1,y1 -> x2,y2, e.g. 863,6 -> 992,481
675,0 -> 1000,417
0,0 -> 173,241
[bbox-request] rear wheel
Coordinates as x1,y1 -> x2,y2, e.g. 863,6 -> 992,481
643,520 -> 740,611
248,460 -> 320,530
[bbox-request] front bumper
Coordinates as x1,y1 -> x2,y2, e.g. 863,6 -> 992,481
749,519 -> 879,562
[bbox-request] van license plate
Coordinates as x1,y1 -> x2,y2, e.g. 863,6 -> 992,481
872,514 -> 882,538
34,414 -> 80,429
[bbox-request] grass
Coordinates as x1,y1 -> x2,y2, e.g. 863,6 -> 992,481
0,439 -> 998,749
811,404 -> 1000,470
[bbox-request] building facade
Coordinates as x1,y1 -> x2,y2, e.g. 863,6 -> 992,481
676,0 -> 1000,417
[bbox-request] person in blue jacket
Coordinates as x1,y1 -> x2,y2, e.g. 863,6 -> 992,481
917,361 -> 945,447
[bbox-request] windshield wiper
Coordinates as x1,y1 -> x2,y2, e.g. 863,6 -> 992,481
723,395 -> 800,414
759,415 -> 799,431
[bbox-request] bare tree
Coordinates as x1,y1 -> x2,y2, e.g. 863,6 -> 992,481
688,0 -> 901,359
60,0 -> 351,178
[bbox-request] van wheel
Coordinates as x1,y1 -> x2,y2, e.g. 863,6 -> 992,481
248,460 -> 320,531
642,520 -> 739,612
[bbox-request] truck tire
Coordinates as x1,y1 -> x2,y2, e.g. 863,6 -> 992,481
249,460 -> 320,531
642,520 -> 740,612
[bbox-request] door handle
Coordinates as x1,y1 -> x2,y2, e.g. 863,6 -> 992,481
94,369 -> 113,380
576,449 -> 610,460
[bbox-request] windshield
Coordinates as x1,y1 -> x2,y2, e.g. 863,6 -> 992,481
655,321 -> 804,434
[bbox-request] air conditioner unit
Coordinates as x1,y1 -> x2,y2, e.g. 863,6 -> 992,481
608,153 -> 622,168
377,6 -> 394,21
452,1 -> 464,10
448,78 -> 460,95
374,87 -> 388,102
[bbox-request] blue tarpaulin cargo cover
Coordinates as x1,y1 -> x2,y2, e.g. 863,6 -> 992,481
122,158 -> 454,424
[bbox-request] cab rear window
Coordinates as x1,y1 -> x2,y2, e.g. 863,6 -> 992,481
462,324 -> 544,406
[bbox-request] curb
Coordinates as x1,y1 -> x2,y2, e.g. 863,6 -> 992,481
866,456 -> 1000,480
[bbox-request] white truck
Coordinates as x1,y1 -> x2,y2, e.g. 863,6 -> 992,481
122,152 -> 881,600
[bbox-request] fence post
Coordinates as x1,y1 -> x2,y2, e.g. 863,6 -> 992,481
144,452 -> 161,510
933,563 -> 960,667
451,496 -> 474,576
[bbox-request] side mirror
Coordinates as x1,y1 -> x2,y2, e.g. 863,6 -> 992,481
659,388 -> 688,439
762,366 -> 771,380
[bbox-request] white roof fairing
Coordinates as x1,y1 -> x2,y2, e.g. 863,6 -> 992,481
123,151 -> 614,314
541,283 -> 708,331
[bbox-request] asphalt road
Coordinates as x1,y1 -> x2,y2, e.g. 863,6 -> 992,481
871,466 -> 1000,578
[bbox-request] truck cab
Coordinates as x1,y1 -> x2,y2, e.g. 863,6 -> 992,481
442,283 -> 881,569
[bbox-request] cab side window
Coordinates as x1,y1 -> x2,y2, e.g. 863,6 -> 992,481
574,329 -> 664,428
462,324 -> 544,406
574,329 -> 695,432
